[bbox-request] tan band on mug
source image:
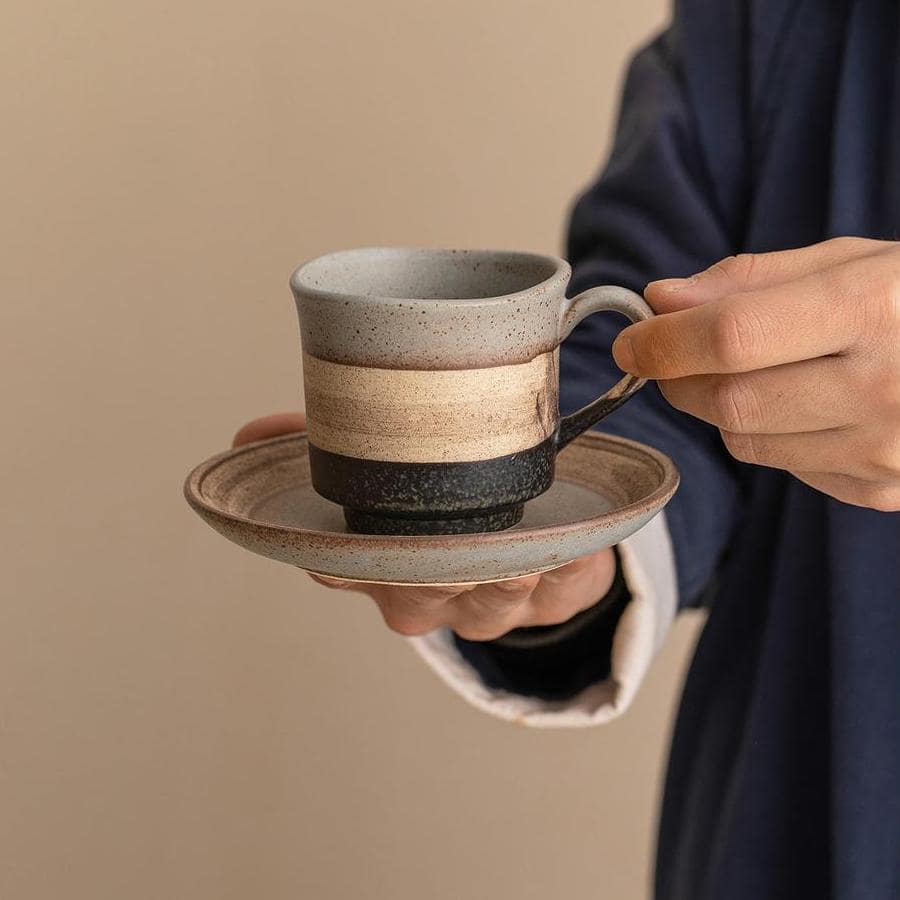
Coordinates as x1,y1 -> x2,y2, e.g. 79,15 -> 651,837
302,350 -> 559,463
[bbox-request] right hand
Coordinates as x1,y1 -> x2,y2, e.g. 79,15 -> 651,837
233,412 -> 616,641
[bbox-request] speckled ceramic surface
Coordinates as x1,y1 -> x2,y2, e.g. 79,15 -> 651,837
184,431 -> 679,585
290,247 -> 655,534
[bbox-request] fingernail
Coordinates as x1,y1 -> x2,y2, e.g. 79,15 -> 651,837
612,333 -> 637,373
309,573 -> 349,587
647,276 -> 696,293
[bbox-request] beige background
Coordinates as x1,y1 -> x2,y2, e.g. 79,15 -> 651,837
0,1 -> 705,898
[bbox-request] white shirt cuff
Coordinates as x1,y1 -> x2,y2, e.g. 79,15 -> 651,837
406,510 -> 677,728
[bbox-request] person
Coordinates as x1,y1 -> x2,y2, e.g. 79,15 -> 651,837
235,2 -> 900,897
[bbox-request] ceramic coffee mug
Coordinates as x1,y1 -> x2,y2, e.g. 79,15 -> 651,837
290,248 -> 653,535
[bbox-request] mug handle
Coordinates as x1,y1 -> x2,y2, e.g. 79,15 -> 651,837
555,285 -> 654,449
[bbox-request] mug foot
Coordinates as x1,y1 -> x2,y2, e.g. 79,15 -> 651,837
343,504 -> 524,536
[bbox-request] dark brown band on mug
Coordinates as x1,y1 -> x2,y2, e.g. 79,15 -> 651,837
308,436 -> 556,519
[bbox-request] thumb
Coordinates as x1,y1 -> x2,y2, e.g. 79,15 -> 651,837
233,411 -> 307,447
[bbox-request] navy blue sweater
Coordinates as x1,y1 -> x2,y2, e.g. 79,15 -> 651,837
457,2 -> 900,897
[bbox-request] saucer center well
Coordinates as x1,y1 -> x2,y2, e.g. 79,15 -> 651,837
251,479 -> 611,533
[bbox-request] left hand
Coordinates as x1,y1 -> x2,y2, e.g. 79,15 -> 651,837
612,237 -> 900,511
232,412 -> 617,640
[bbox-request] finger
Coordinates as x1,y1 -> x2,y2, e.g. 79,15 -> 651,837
233,411 -> 307,447
308,573 -> 388,600
378,578 -> 534,642
308,573 -> 353,589
526,551 -> 617,626
368,582 -> 475,636
659,356 -> 863,434
449,552 -> 616,639
450,575 -> 542,641
615,263 -> 866,378
372,594 -> 455,636
367,581 -> 472,607
310,571 -> 469,606
645,238 -> 885,313
793,471 -> 900,512
720,427 -> 859,476
723,424 -> 900,482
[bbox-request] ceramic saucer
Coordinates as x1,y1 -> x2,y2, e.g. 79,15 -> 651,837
184,432 -> 678,585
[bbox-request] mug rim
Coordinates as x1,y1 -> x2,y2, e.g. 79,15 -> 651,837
289,246 -> 571,305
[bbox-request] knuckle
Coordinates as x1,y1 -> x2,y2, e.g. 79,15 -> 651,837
381,609 -> 435,637
467,597 -> 520,622
710,376 -> 761,432
711,306 -> 761,370
453,592 -> 530,641
404,591 -> 449,610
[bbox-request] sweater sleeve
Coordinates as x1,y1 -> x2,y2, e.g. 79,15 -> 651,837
409,18 -> 746,726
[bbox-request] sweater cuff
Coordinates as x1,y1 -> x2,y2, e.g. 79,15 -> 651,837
406,510 -> 677,728
450,548 -> 631,701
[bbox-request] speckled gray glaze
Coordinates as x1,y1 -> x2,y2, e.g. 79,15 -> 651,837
291,248 -> 570,370
184,431 -> 679,585
290,247 -> 656,535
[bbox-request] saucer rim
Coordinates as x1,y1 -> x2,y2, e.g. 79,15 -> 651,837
184,430 -> 679,549
304,561 -> 565,588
